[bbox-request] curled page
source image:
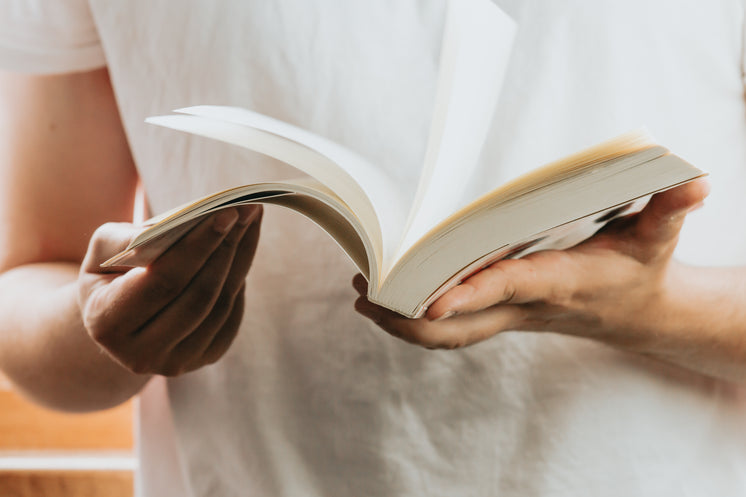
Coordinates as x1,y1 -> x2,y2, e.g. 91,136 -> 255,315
147,107 -> 408,282
395,0 -> 517,262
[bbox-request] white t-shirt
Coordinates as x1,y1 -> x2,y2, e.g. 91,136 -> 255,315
3,1 -> 746,496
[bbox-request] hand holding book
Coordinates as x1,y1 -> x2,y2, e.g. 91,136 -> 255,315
106,0 -> 704,319
354,178 -> 710,348
80,206 -> 263,376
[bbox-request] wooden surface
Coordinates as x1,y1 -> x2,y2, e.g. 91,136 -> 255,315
0,470 -> 133,497
0,376 -> 135,496
0,390 -> 133,450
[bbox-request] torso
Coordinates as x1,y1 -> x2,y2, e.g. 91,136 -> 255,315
88,1 -> 746,495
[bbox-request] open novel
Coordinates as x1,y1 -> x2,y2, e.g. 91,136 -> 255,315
103,0 -> 705,318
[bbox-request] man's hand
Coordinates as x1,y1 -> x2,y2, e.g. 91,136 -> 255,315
79,205 -> 262,376
0,69 -> 267,410
354,179 -> 710,351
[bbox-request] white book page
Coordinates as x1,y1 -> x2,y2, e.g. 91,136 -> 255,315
147,107 -> 408,282
394,0 -> 517,261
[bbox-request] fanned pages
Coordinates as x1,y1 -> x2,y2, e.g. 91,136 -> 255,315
105,0 -> 705,318
396,0 -> 516,261
144,109 -> 396,291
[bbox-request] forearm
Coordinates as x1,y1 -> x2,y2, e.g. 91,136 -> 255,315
0,262 -> 150,412
629,261 -> 746,384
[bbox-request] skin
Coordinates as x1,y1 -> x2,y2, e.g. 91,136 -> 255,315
0,69 -> 262,412
355,177 -> 746,385
0,67 -> 742,416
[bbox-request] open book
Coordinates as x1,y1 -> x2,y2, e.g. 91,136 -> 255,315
104,0 -> 704,318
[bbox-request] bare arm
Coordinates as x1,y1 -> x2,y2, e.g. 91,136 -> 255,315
355,179 -> 746,385
0,69 -> 261,412
0,69 -> 145,411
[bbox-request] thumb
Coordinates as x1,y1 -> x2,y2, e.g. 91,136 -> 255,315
634,177 -> 710,246
81,222 -> 142,274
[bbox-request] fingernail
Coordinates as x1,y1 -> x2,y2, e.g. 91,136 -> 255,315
432,310 -> 456,322
213,209 -> 238,234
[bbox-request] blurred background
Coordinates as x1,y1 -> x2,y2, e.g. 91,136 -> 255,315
0,373 -> 135,496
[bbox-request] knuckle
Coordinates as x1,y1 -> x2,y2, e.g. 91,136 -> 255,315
88,223 -> 135,258
89,223 -> 117,249
500,279 -> 518,303
478,264 -> 515,303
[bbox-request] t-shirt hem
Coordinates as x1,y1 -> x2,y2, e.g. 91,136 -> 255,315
0,43 -> 106,74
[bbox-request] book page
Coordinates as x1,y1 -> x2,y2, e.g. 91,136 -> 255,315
376,150 -> 704,318
102,178 -> 377,284
147,107 -> 408,281
394,0 -> 517,261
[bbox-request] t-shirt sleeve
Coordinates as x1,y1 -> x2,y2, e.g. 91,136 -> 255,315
0,0 -> 105,74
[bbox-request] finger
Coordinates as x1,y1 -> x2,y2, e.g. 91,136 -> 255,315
165,207 -> 261,369
80,222 -> 145,275
82,209 -> 239,337
200,285 -> 246,365
634,177 -> 710,246
104,216 -> 249,372
425,252 -> 576,320
352,273 -> 368,296
163,285 -> 246,376
356,297 -> 522,349
425,179 -> 710,321
131,210 -> 252,350
218,205 -> 262,296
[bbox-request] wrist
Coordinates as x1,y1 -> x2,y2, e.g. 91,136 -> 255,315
621,259 -> 719,360
593,259 -> 686,355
